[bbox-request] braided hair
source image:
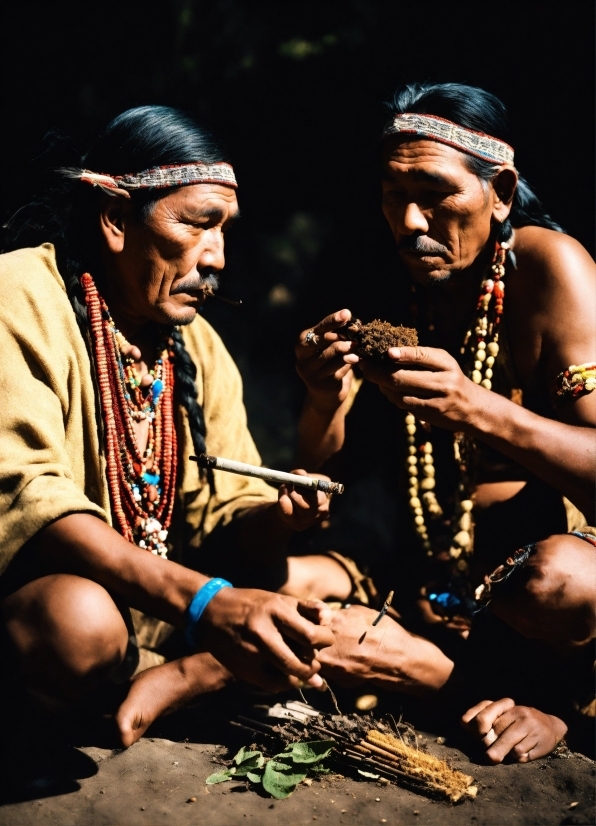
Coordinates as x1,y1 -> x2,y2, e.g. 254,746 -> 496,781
3,105 -> 226,463
386,83 -> 564,249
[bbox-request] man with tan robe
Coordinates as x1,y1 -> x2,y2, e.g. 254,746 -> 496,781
0,105 -> 334,743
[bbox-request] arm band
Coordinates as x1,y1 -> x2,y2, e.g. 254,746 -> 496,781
185,577 -> 233,647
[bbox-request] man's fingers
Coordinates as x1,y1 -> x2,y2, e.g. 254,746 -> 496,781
311,309 -> 352,337
297,310 -> 352,350
485,719 -> 533,764
461,700 -> 494,726
360,362 -> 447,395
277,488 -> 295,518
298,599 -> 334,629
258,623 -> 320,681
463,698 -> 515,735
297,339 -> 353,368
508,732 -> 541,763
275,601 -> 336,649
386,345 -> 457,371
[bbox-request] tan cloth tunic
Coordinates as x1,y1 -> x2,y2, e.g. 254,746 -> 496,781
0,244 -> 276,577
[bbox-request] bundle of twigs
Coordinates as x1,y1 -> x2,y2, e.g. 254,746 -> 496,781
309,721 -> 477,803
230,705 -> 477,804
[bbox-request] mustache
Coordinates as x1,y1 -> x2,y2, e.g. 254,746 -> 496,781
398,235 -> 449,255
170,270 -> 220,295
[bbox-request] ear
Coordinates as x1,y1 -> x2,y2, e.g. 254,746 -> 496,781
99,193 -> 132,254
490,166 -> 518,223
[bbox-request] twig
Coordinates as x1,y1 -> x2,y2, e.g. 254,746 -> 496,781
372,590 -> 394,626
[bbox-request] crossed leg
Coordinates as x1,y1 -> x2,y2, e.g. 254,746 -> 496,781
2,573 -> 232,746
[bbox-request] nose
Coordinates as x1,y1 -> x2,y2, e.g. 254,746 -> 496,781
198,228 -> 226,272
397,201 -> 429,236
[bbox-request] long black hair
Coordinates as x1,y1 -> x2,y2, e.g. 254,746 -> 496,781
385,83 -> 564,243
3,105 -> 227,458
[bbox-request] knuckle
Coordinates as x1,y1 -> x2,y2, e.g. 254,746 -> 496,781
475,713 -> 491,733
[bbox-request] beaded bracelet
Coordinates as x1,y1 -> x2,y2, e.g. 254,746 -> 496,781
185,577 -> 233,647
552,362 -> 596,403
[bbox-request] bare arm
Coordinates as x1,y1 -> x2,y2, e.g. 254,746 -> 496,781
31,513 -> 334,690
358,232 -> 596,519
362,350 -> 595,519
316,605 -> 454,695
35,513 -> 208,626
295,309 -> 358,469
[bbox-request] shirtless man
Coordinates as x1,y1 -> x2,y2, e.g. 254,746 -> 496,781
293,82 -> 595,758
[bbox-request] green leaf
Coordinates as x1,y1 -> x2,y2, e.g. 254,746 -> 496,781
206,770 -> 234,784
282,740 -> 335,765
234,747 -> 264,769
246,770 -> 264,784
262,760 -> 307,799
309,764 -> 331,774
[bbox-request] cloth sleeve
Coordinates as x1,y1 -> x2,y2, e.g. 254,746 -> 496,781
0,249 -> 107,576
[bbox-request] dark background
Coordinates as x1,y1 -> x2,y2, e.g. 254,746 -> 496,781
1,0 -> 594,466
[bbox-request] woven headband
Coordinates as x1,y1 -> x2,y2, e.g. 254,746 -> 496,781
382,113 -> 514,166
61,162 -> 237,193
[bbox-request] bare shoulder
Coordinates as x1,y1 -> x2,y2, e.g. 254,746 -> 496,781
510,226 -> 595,327
507,226 -> 596,422
513,226 -> 595,292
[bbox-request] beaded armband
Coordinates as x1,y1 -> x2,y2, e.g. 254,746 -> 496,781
475,531 -> 596,605
474,543 -> 536,605
552,363 -> 596,403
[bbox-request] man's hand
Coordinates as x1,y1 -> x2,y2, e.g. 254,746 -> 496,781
296,309 -> 359,414
315,605 -> 453,694
462,698 -> 568,763
360,345 -> 483,433
277,469 -> 331,531
201,589 -> 334,692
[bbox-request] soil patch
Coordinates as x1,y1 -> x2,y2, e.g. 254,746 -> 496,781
0,687 -> 593,825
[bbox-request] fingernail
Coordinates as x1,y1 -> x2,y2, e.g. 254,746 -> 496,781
388,347 -> 401,359
308,673 -> 324,688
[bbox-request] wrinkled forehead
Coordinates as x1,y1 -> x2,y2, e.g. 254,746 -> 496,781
381,136 -> 474,182
156,182 -> 239,214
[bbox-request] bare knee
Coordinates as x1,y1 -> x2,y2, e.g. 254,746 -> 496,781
489,533 -> 596,649
3,574 -> 129,699
280,555 -> 352,601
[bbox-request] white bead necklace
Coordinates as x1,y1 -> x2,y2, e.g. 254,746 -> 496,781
406,240 -> 510,575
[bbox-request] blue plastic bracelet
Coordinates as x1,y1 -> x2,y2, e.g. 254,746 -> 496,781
185,577 -> 233,647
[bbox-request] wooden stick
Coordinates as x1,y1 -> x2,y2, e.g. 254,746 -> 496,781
190,453 -> 344,495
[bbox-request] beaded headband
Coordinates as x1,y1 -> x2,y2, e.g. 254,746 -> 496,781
61,162 -> 237,194
382,113 -> 515,166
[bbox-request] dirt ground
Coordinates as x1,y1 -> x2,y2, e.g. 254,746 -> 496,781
1,685 -> 594,826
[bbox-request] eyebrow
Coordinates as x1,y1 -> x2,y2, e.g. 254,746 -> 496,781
382,168 -> 453,186
184,206 -> 241,224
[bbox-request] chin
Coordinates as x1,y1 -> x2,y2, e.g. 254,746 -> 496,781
409,267 -> 453,286
155,302 -> 198,327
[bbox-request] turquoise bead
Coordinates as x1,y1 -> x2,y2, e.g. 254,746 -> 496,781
152,379 -> 164,402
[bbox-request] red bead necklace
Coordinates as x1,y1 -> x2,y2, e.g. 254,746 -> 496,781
81,273 -> 178,557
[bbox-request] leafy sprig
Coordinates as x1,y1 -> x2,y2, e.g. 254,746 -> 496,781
206,740 -> 335,799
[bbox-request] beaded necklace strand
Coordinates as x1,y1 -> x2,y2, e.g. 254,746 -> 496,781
405,240 -> 510,581
81,273 -> 178,557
